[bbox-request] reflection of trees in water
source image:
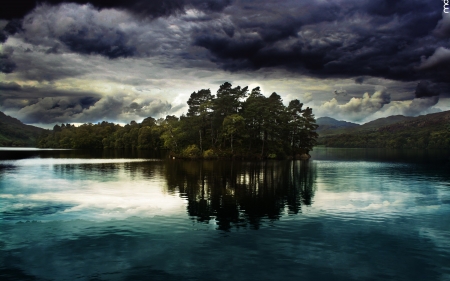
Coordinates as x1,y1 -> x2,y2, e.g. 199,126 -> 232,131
164,160 -> 316,230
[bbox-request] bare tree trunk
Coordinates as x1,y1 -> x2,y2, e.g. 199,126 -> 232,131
199,129 -> 202,152
210,115 -> 214,147
169,127 -> 178,150
261,130 -> 266,159
231,134 -> 233,153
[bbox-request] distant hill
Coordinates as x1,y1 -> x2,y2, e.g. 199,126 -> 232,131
316,117 -> 359,132
317,111 -> 450,149
318,115 -> 414,136
358,115 -> 413,130
0,111 -> 46,147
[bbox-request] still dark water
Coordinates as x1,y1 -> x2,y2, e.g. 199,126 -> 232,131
1,147 -> 449,281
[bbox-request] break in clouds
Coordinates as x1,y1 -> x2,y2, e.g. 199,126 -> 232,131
316,82 -> 442,123
14,96 -> 172,124
0,0 -> 449,124
0,81 -> 172,124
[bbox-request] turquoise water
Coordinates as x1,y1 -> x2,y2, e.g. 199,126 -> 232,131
1,148 -> 449,280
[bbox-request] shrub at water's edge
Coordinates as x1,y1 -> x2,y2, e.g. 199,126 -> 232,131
37,82 -> 319,159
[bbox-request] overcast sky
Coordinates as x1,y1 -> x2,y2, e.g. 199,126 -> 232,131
1,0 -> 449,127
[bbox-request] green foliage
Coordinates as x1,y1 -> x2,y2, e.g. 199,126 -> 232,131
202,149 -> 218,159
181,144 -> 201,158
318,125 -> 450,149
36,82 -> 319,158
222,114 -> 246,153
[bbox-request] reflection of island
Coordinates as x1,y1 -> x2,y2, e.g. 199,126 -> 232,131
164,160 -> 316,230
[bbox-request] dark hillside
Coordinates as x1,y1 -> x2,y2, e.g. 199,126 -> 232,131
316,117 -> 359,133
0,111 -> 46,147
318,115 -> 414,136
318,111 -> 450,149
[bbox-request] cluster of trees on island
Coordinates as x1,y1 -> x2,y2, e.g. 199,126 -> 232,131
38,82 -> 319,159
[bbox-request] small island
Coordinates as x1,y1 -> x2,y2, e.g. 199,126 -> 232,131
36,82 -> 319,160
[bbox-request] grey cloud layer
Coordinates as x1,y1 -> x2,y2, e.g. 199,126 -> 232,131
11,95 -> 172,124
0,82 -> 171,124
0,0 -> 232,20
193,0 -> 448,84
19,4 -> 195,59
3,0 -> 448,83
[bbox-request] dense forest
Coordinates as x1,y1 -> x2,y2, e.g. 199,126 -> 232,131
37,82 -> 319,159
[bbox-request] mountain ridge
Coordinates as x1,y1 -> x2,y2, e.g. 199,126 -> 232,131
317,111 -> 450,148
0,111 -> 46,146
316,117 -> 359,132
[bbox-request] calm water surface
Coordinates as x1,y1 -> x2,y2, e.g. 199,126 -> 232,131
0,148 -> 449,281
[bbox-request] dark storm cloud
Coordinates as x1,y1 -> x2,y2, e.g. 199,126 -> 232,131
355,77 -> 365,84
17,4 -> 140,60
14,58 -> 87,81
0,81 -> 22,91
0,83 -> 102,123
0,44 -> 17,73
393,80 -> 443,116
3,19 -> 23,35
45,44 -> 61,55
16,3 -> 196,61
402,96 -> 440,116
0,56 -> 16,73
363,0 -> 441,37
16,96 -> 101,124
0,31 -> 7,43
2,0 -> 446,83
0,19 -> 24,44
1,0 -> 231,61
0,85 -> 113,124
122,100 -> 172,118
0,83 -> 102,106
0,0 -> 232,20
414,81 -> 440,98
0,21 -> 21,73
0,1 -> 37,20
193,0 -> 447,84
419,47 -> 450,71
433,11 -> 450,38
116,0 -> 232,17
59,29 -> 136,59
0,81 -> 173,124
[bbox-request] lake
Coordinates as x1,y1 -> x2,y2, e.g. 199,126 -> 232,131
1,147 -> 449,281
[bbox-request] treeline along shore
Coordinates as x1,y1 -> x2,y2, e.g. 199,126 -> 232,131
316,110 -> 450,149
4,82 -> 450,154
37,82 -> 319,159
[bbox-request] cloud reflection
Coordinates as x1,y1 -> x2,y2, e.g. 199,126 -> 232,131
0,159 -> 185,222
0,158 -> 156,166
